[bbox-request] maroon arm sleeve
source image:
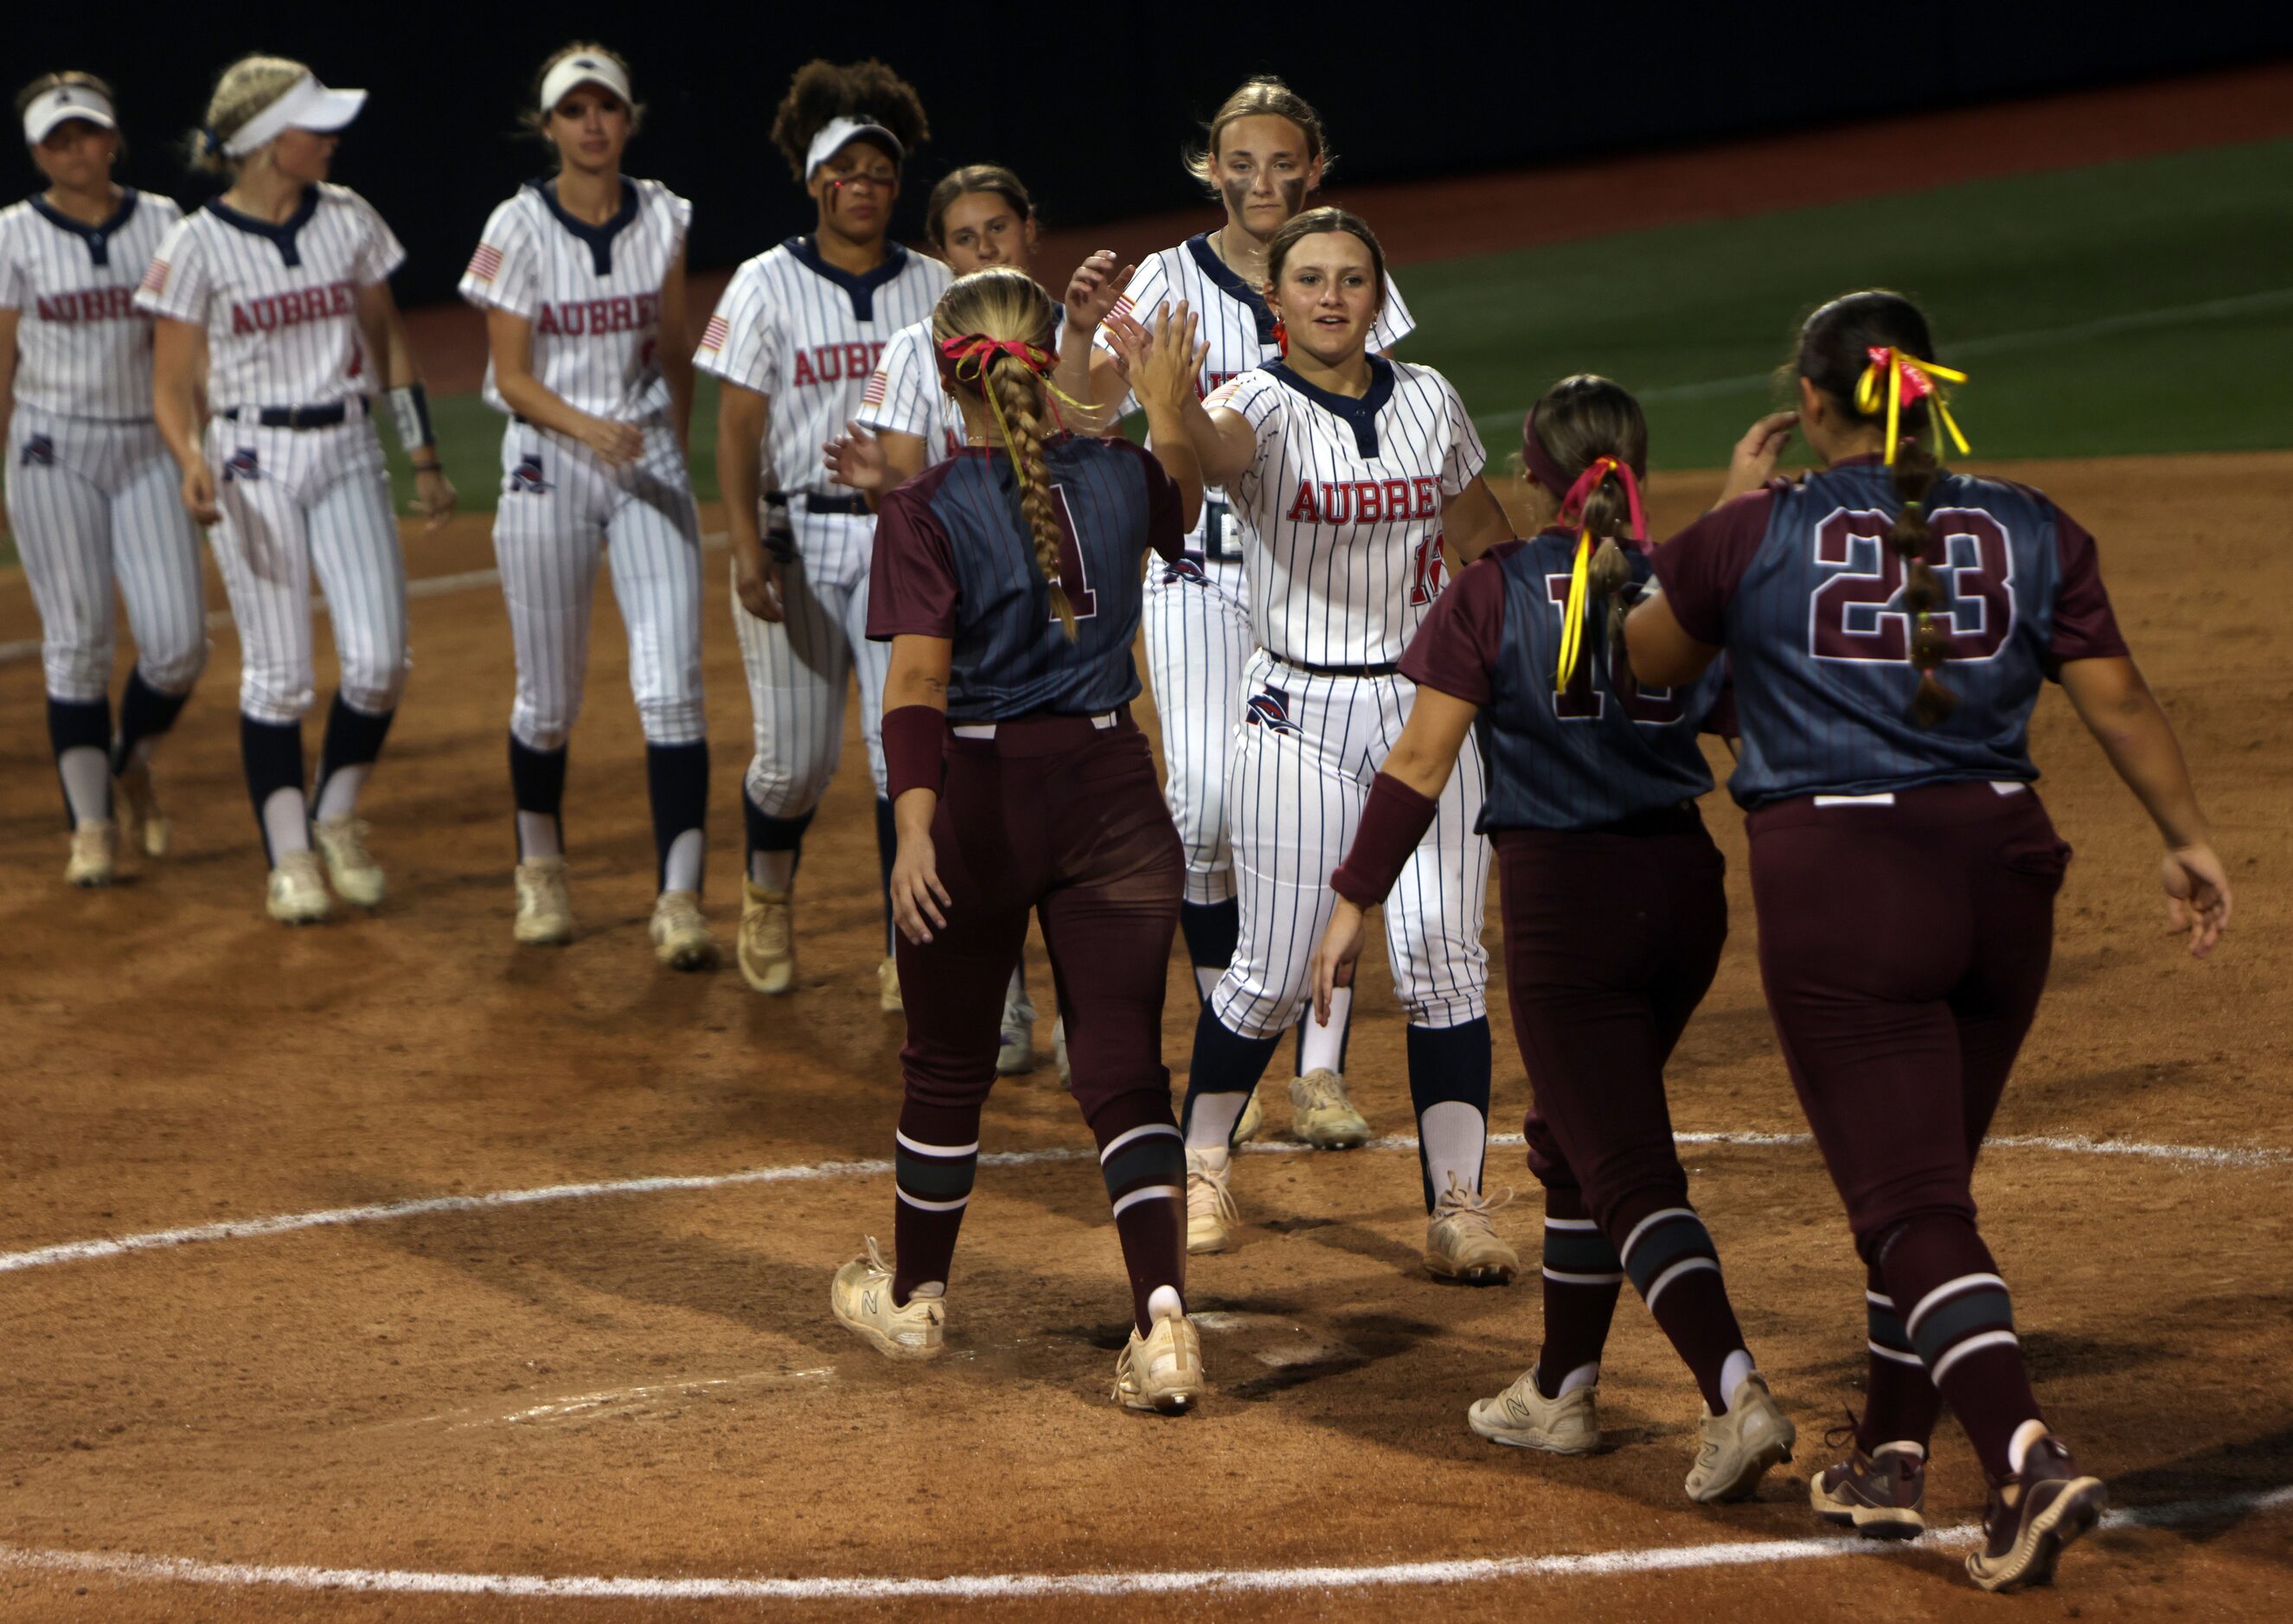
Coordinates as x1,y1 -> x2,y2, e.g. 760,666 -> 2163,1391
2046,507 -> 2130,667
881,705 -> 948,802
1331,774 -> 1441,908
1649,489 -> 1775,648
865,487 -> 962,642
1398,549 -> 1508,705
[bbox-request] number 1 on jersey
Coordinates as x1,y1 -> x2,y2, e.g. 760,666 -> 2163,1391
1046,483 -> 1098,624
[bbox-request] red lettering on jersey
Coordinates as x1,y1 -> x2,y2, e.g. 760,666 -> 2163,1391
1195,369 -> 1242,401
1286,483 -> 1321,523
1355,482 -> 1383,523
816,346 -> 844,383
844,342 -> 872,380
613,297 -> 634,332
1412,476 -> 1439,518
226,281 -> 359,341
792,348 -> 817,387
536,304 -> 560,336
1383,479 -> 1412,520
1321,483 -> 1352,523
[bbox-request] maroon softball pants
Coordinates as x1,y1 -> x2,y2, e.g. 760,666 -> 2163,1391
1746,781 -> 2070,1255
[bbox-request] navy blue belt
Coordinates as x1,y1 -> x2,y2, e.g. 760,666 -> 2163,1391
223,399 -> 368,430
801,490 -> 872,517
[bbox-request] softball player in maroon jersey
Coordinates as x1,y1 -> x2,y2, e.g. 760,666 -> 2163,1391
3,73 -> 204,886
1630,290 -> 2231,1591
1311,376 -> 1797,1503
462,44 -> 711,968
829,272 -> 1208,1409
140,55 -> 453,924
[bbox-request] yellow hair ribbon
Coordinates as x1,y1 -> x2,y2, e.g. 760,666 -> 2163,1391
1854,348 -> 1972,465
1554,532 -> 1594,691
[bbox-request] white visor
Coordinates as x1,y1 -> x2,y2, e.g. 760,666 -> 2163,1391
804,115 -> 902,181
23,84 -> 118,146
540,54 -> 633,115
222,74 -> 367,158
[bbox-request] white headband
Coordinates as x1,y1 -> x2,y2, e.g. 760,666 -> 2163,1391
221,73 -> 367,159
23,84 -> 116,146
539,54 -> 632,115
804,115 -> 902,181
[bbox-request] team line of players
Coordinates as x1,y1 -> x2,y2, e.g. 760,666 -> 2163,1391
3,48 -> 2235,1599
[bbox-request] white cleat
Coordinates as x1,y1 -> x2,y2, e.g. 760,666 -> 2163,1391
1114,1312 -> 1205,1414
1290,1069 -> 1371,1148
64,822 -> 118,888
311,815 -> 385,907
513,858 -> 573,945
737,881 -> 793,994
1686,1371 -> 1797,1504
830,1237 -> 945,1360
1469,1365 -> 1601,1454
1185,1147 -> 1239,1254
1425,1174 -> 1521,1285
650,889 -> 718,971
266,850 -> 332,924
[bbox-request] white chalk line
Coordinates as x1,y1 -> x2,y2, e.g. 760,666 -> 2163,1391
2,1128 -> 2280,1279
0,1481 -> 2284,1602
0,532 -> 729,665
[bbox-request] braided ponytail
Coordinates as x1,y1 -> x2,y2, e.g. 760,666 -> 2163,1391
988,353 -> 1077,638
1522,375 -> 1649,694
1579,470 -> 1640,696
1887,402 -> 1957,724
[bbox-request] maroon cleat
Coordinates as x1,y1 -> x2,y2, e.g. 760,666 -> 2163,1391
1965,1435 -> 2107,1593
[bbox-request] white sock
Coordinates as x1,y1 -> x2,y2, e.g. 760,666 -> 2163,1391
1298,985 -> 1351,1073
1193,964 -> 1221,1003
750,848 -> 796,891
312,763 -> 368,822
516,811 -> 560,861
1187,1094 -> 1248,1153
1718,1349 -> 1756,1412
906,1280 -> 945,1301
662,828 -> 705,894
263,787 -> 311,858
1419,1101 -> 1488,1204
57,745 -> 111,827
2008,1418 -> 2048,1476
1557,1360 -> 1599,1397
1146,1283 -> 1184,1324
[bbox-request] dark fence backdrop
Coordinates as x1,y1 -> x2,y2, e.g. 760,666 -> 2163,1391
16,6 -> 2293,306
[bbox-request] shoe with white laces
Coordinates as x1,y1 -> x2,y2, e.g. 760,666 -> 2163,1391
266,850 -> 332,924
64,822 -> 118,888
1686,1371 -> 1797,1503
996,981 -> 1037,1076
1468,1365 -> 1600,1454
649,889 -> 718,970
830,1237 -> 945,1361
1811,1436 -> 1928,1539
1185,1147 -> 1239,1254
513,858 -> 573,945
1425,1174 -> 1520,1285
1965,1433 -> 2106,1593
878,955 -> 903,1013
1289,1069 -> 1370,1148
116,762 -> 170,858
1114,1311 -> 1205,1414
737,881 -> 793,994
311,815 -> 385,907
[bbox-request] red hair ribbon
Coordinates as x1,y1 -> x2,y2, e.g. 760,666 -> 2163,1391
1557,455 -> 1645,540
1552,456 -> 1645,693
936,333 -> 1054,386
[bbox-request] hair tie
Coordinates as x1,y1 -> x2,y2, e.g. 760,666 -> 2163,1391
1854,347 -> 1972,466
1551,456 -> 1645,692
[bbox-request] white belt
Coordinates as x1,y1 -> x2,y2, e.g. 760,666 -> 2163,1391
1811,781 -> 2027,809
951,711 -> 1118,740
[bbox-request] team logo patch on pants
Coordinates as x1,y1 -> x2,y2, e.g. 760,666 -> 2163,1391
1245,687 -> 1300,735
19,433 -> 55,467
509,452 -> 550,495
222,446 -> 261,482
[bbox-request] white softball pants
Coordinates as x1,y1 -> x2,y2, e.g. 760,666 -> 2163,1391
1142,550 -> 1252,907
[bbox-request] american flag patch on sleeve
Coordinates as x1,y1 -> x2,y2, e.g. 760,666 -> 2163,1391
700,314 -> 729,352
139,259 -> 169,294
466,243 -> 503,282
1107,294 -> 1135,323
861,369 -> 888,408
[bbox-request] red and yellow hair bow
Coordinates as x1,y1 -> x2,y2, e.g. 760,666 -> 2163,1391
1856,346 -> 1971,465
1553,455 -> 1646,691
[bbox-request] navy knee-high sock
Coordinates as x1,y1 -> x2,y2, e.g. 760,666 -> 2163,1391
47,696 -> 112,825
1180,1002 -> 1282,1148
312,693 -> 394,815
644,740 -> 708,893
874,794 -> 898,956
1406,1018 -> 1493,1211
509,735 -> 568,858
240,713 -> 305,863
111,671 -> 189,777
744,790 -> 812,886
1178,898 -> 1239,1005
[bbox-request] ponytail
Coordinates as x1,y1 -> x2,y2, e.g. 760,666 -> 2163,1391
1855,344 -> 1973,726
1579,471 -> 1639,697
986,354 -> 1077,639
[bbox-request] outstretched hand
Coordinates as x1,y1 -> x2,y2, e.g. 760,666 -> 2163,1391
1111,301 -> 1207,417
825,420 -> 889,496
1063,250 -> 1136,334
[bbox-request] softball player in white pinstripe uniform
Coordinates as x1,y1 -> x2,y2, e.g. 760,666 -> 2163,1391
699,61 -> 945,1007
140,56 -> 453,924
1079,78 -> 1412,1142
462,45 -> 711,969
3,73 -> 205,887
1147,209 -> 1518,1282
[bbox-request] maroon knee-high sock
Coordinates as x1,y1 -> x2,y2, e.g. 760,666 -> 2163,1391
891,1098 -> 980,1307
1857,1257 -> 1944,1454
1087,1090 -> 1186,1336
1879,1215 -> 2042,1482
1615,1192 -> 1750,1413
1534,1186 -> 1623,1397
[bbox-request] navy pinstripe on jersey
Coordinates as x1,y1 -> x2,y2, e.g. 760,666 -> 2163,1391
1423,534 -> 1719,831
0,189 -> 181,420
460,177 -> 691,421
1214,356 -> 1483,666
869,438 -> 1182,722
1101,233 -> 1412,553
695,236 -> 950,495
134,182 -> 405,409
1706,463 -> 2076,806
855,317 -> 963,461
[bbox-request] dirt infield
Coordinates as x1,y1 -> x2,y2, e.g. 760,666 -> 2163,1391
0,451 -> 2287,1620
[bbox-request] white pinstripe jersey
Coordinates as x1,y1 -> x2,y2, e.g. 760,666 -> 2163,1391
459,177 -> 691,422
694,237 -> 951,496
854,319 -> 962,461
1212,356 -> 1484,668
135,182 -> 404,412
0,189 -> 181,421
1098,233 -> 1414,553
